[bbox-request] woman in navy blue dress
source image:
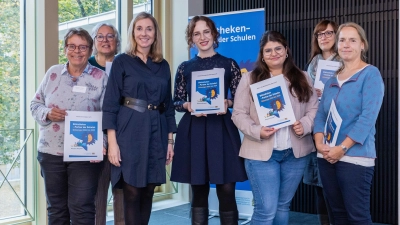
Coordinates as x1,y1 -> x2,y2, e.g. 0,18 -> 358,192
102,12 -> 176,224
170,15 -> 247,225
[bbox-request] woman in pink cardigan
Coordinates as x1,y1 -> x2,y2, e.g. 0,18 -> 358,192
232,31 -> 318,225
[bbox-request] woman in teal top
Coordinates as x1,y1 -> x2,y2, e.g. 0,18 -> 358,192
89,23 -> 124,225
88,23 -> 120,71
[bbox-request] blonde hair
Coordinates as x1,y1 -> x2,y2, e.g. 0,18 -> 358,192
125,12 -> 163,62
336,22 -> 369,74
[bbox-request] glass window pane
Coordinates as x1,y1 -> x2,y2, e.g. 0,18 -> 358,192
133,0 -> 152,15
0,0 -> 25,221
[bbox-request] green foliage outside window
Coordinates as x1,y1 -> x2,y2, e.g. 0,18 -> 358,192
0,0 -> 20,164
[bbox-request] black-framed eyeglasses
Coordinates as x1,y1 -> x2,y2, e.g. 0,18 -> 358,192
95,34 -> 115,42
263,46 -> 285,56
314,31 -> 335,39
66,44 -> 90,52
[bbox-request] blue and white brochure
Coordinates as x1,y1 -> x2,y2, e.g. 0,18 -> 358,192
191,68 -> 225,115
250,74 -> 296,129
64,111 -> 103,161
324,100 -> 342,147
314,59 -> 341,91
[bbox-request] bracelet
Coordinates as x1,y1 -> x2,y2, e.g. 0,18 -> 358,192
168,139 -> 174,145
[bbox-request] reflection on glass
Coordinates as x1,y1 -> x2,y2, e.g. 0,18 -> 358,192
58,0 -> 153,64
0,0 -> 23,221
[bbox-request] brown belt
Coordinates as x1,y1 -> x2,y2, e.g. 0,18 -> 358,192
122,97 -> 165,113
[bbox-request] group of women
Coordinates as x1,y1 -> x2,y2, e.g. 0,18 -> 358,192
31,10 -> 384,225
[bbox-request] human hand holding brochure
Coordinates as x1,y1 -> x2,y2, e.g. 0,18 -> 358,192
250,74 -> 296,129
64,111 -> 103,161
191,68 -> 225,115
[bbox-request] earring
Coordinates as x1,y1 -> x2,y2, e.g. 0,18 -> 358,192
262,58 -> 265,62
286,54 -> 288,58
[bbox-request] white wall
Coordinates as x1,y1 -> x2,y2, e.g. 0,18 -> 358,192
165,0 -> 191,203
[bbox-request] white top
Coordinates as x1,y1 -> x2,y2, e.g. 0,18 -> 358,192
337,76 -> 351,87
273,126 -> 292,150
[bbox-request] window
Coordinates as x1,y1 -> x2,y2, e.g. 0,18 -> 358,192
58,0 -> 153,63
0,0 -> 35,223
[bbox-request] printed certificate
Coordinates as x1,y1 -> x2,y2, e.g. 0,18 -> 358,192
324,100 -> 342,146
191,68 -> 225,115
250,74 -> 296,129
64,111 -> 103,161
314,60 -> 341,90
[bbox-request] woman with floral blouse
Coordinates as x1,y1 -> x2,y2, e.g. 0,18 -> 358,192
31,28 -> 107,225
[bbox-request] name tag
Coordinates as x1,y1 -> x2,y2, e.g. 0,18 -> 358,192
72,86 -> 87,93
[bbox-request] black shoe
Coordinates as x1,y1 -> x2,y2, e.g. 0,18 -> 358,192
318,214 -> 330,225
191,207 -> 209,225
219,210 -> 238,225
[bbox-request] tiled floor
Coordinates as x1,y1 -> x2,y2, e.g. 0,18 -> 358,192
106,201 -> 392,225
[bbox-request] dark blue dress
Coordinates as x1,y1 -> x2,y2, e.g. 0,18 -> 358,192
102,53 -> 177,188
170,53 -> 247,185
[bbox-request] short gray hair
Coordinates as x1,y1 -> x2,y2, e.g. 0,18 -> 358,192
91,23 -> 121,55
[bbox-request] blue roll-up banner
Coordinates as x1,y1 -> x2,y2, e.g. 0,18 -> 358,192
189,8 -> 265,221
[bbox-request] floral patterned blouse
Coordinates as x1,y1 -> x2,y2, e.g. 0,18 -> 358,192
30,63 -> 108,156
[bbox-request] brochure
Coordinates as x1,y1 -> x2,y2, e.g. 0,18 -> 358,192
191,68 -> 225,115
64,111 -> 103,161
250,74 -> 296,129
324,100 -> 342,146
314,59 -> 341,91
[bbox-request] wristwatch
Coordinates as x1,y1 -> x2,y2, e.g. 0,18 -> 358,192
340,145 -> 348,153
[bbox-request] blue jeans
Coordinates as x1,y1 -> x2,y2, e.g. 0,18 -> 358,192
318,158 -> 374,225
245,149 -> 310,225
37,152 -> 103,225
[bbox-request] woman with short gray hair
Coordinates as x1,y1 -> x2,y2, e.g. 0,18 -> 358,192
90,23 -> 125,225
89,23 -> 121,72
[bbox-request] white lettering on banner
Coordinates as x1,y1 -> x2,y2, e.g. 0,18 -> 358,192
218,34 -> 256,43
217,25 -> 250,34
230,34 -> 256,42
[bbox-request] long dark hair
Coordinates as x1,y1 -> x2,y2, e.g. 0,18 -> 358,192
251,31 -> 312,103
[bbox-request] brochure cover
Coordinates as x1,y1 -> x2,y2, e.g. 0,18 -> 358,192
324,100 -> 342,147
314,59 -> 341,91
64,111 -> 103,161
250,74 -> 296,129
191,68 -> 225,115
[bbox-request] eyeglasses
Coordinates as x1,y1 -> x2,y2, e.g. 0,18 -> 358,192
66,44 -> 90,52
95,34 -> 115,42
192,30 -> 212,41
314,31 -> 335,39
263,46 -> 285,56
